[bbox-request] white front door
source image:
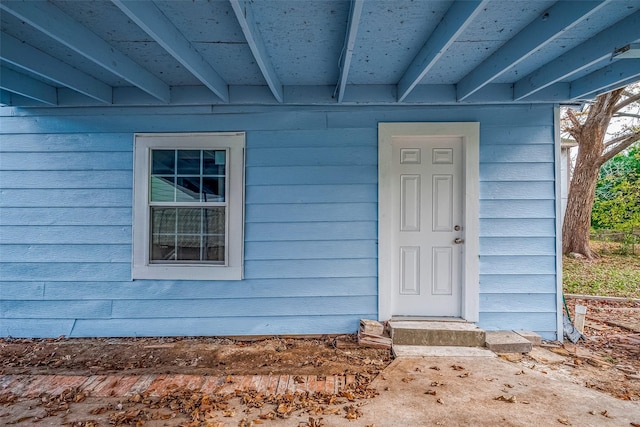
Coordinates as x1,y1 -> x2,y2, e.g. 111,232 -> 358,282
391,136 -> 463,316
378,123 -> 480,321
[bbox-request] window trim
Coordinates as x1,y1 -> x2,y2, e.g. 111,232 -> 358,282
132,132 -> 245,280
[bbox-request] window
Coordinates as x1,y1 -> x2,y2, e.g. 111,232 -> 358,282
133,133 -> 245,280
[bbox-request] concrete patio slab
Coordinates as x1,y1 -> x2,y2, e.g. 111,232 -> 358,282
393,345 -> 496,358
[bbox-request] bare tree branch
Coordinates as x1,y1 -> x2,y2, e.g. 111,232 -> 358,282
601,129 -> 640,164
614,92 -> 640,111
604,132 -> 636,147
613,112 -> 640,119
564,109 -> 583,141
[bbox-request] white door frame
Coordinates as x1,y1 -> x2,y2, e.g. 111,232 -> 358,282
378,122 -> 480,322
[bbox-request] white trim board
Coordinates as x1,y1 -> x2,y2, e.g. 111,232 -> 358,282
378,122 -> 480,322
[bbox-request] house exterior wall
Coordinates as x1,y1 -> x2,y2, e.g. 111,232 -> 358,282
0,104 -> 559,339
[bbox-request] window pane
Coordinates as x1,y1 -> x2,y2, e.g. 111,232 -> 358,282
177,150 -> 201,174
175,177 -> 201,202
152,150 -> 175,175
150,176 -> 175,202
150,207 -> 225,263
203,207 -> 225,262
151,207 -> 176,260
204,235 -> 225,262
203,150 -> 225,175
202,177 -> 225,202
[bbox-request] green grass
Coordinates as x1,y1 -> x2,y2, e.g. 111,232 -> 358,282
563,245 -> 640,298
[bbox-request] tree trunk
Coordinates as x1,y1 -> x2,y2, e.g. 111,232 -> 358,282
561,88 -> 628,259
562,145 -> 601,258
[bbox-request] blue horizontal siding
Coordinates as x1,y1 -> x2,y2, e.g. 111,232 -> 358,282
1,189 -> 131,207
480,200 -> 555,219
0,282 -> 45,299
480,274 -> 556,294
480,256 -> 556,275
0,110 -> 328,133
480,182 -> 554,200
480,163 -> 554,181
0,152 -> 131,171
0,170 -> 132,189
111,296 -> 376,318
0,263 -> 131,281
1,300 -> 112,319
480,144 -> 554,163
245,240 -> 376,260
0,133 -> 133,152
1,319 -> 75,338
326,104 -> 552,129
0,226 -> 131,244
481,125 -> 554,145
480,293 -> 557,312
246,184 -> 377,204
247,147 -> 377,167
245,259 -> 376,279
247,128 -> 376,148
69,315 -> 369,337
35,278 -> 377,300
246,165 -> 377,185
480,219 -> 556,237
480,237 -> 556,256
1,244 -> 131,263
0,103 -> 559,338
479,313 -> 556,340
245,203 -> 377,222
245,222 -> 376,241
0,208 -> 132,226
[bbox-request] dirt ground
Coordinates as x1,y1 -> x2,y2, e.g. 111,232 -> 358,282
518,296 -> 640,402
1,297 -> 638,426
0,335 -> 389,378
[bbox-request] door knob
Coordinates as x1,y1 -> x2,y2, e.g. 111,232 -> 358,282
454,225 -> 461,231
454,238 -> 464,244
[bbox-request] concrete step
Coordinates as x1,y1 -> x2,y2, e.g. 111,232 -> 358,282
389,320 -> 486,347
484,331 -> 533,353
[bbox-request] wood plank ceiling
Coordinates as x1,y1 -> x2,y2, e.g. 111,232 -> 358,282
1,0 -> 639,107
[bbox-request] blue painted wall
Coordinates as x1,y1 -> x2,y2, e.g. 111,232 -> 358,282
0,104 -> 558,339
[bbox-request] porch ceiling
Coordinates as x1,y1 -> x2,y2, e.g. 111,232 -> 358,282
1,0 -> 639,107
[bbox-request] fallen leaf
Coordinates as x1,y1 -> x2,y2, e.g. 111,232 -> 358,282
424,390 -> 437,396
557,418 -> 570,425
515,370 -> 526,375
429,366 -> 441,371
436,398 -> 444,404
451,365 -> 465,371
494,395 -> 517,403
401,377 -> 415,383
430,381 -> 444,387
600,410 -> 611,418
458,372 -> 470,378
344,404 -> 362,420
301,417 -> 325,427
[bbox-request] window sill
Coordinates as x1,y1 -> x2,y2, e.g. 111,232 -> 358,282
132,264 -> 243,281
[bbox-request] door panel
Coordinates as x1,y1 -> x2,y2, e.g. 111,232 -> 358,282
391,136 -> 463,317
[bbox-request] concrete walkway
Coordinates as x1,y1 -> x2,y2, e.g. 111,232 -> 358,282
1,355 -> 639,426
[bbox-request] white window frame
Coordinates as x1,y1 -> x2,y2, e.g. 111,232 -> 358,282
132,132 -> 245,280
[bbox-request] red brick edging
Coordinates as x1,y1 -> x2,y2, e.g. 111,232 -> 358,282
0,374 -> 356,398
